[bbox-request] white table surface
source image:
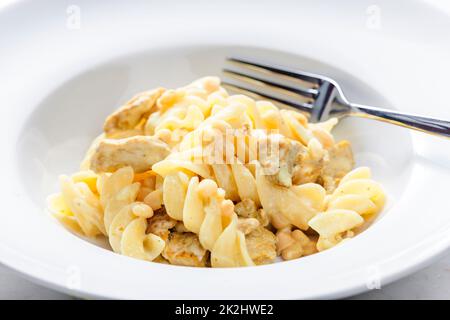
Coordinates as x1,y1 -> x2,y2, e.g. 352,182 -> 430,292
1,250 -> 449,299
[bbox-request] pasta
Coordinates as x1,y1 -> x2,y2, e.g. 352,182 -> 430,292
98,167 -> 165,260
308,167 -> 385,251
47,77 -> 386,267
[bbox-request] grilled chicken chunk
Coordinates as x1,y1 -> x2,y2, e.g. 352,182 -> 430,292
90,135 -> 170,173
291,143 -> 324,185
237,218 -> 260,235
258,134 -> 326,188
258,135 -> 303,188
147,208 -> 177,242
319,140 -> 354,193
104,88 -> 165,137
162,232 -> 208,267
235,199 -> 269,227
245,226 -> 277,265
257,133 -> 352,192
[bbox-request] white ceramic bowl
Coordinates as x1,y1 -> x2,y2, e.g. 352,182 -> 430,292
1,0 -> 450,299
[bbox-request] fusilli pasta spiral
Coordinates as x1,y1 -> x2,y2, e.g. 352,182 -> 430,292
99,167 -> 165,261
48,77 -> 387,267
162,172 -> 254,267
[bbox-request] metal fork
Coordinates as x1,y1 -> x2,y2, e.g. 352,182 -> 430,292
222,57 -> 450,138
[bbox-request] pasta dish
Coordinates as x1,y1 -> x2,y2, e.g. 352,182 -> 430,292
47,77 -> 386,267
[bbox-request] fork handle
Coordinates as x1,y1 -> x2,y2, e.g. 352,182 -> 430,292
349,103 -> 450,138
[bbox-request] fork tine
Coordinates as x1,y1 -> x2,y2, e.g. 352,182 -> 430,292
223,68 -> 318,100
227,56 -> 322,86
222,80 -> 313,113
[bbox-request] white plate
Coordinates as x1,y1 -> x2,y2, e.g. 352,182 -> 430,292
1,0 -> 450,299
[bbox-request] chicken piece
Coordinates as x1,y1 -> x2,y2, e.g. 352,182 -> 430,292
258,135 -> 303,187
237,218 -> 260,235
234,199 -> 269,227
90,135 -> 170,173
106,129 -> 146,139
245,226 -> 277,265
319,140 -> 354,193
146,207 -> 177,241
104,88 -> 165,136
174,221 -> 190,233
291,143 -> 324,185
258,132 -> 328,188
235,198 -> 257,218
162,232 -> 208,267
